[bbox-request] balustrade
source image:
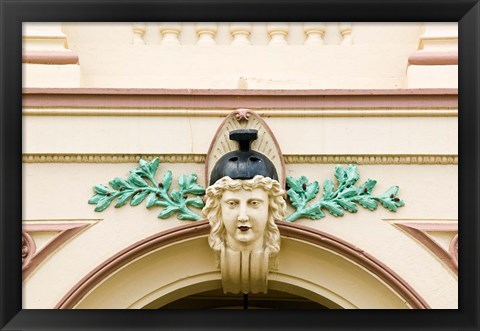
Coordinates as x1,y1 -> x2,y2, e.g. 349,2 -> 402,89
339,23 -> 352,45
195,23 -> 218,46
132,23 -> 146,45
126,23 -> 353,46
230,23 -> 252,46
304,23 -> 327,45
159,23 -> 182,46
267,23 -> 289,46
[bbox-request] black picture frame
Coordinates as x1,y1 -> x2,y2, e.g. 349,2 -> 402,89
1,0 -> 478,330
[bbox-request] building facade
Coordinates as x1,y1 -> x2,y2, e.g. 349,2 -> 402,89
22,22 -> 458,309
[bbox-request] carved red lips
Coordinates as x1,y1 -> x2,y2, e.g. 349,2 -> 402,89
238,226 -> 251,232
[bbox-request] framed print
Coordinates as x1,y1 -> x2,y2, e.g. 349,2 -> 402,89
1,0 -> 479,330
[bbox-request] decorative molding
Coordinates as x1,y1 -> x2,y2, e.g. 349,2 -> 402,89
22,108 -> 458,117
449,234 -> 458,263
22,221 -> 96,281
22,231 -> 36,267
55,220 -> 429,309
22,88 -> 458,110
408,52 -> 458,66
55,221 -> 211,309
22,154 -> 206,164
390,221 -> 458,274
283,155 -> 458,165
276,222 -> 430,309
22,51 -> 79,65
22,154 -> 458,165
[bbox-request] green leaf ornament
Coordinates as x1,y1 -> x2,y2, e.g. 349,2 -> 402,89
88,158 -> 206,221
285,164 -> 405,222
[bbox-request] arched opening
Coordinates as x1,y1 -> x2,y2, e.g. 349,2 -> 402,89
156,289 -> 331,309
56,221 -> 428,309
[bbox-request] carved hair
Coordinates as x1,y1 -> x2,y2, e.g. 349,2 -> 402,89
202,175 -> 287,268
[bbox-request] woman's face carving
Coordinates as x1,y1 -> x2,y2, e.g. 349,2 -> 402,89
220,188 -> 269,251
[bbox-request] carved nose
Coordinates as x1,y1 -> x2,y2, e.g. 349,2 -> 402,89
238,207 -> 249,222
238,215 -> 249,222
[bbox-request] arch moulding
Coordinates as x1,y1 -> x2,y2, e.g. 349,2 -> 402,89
55,221 -> 429,309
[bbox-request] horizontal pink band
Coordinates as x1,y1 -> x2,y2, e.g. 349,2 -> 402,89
23,51 -> 79,65
408,52 -> 458,66
23,88 -> 458,109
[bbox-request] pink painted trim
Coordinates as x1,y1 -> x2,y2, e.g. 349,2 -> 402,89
449,234 -> 458,265
22,223 -> 91,281
23,51 -> 79,65
204,110 -> 286,188
408,52 -> 458,66
22,231 -> 36,267
23,223 -> 88,232
277,222 -> 430,309
396,222 -> 458,232
55,221 -> 210,309
22,88 -> 458,109
23,87 -> 458,96
55,220 -> 429,309
393,222 -> 458,274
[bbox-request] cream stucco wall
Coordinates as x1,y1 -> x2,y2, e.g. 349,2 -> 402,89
22,22 -> 458,309
23,113 -> 457,155
22,127 -> 458,309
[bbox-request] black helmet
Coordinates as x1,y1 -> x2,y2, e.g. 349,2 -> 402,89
209,129 -> 278,185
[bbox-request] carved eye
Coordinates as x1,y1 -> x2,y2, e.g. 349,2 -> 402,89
226,201 -> 237,208
229,157 -> 238,162
249,156 -> 260,162
250,200 -> 261,207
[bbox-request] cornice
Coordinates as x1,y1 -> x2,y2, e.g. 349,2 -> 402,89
22,88 -> 458,110
23,108 -> 458,117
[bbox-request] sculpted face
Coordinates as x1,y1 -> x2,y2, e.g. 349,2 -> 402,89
221,188 -> 269,251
